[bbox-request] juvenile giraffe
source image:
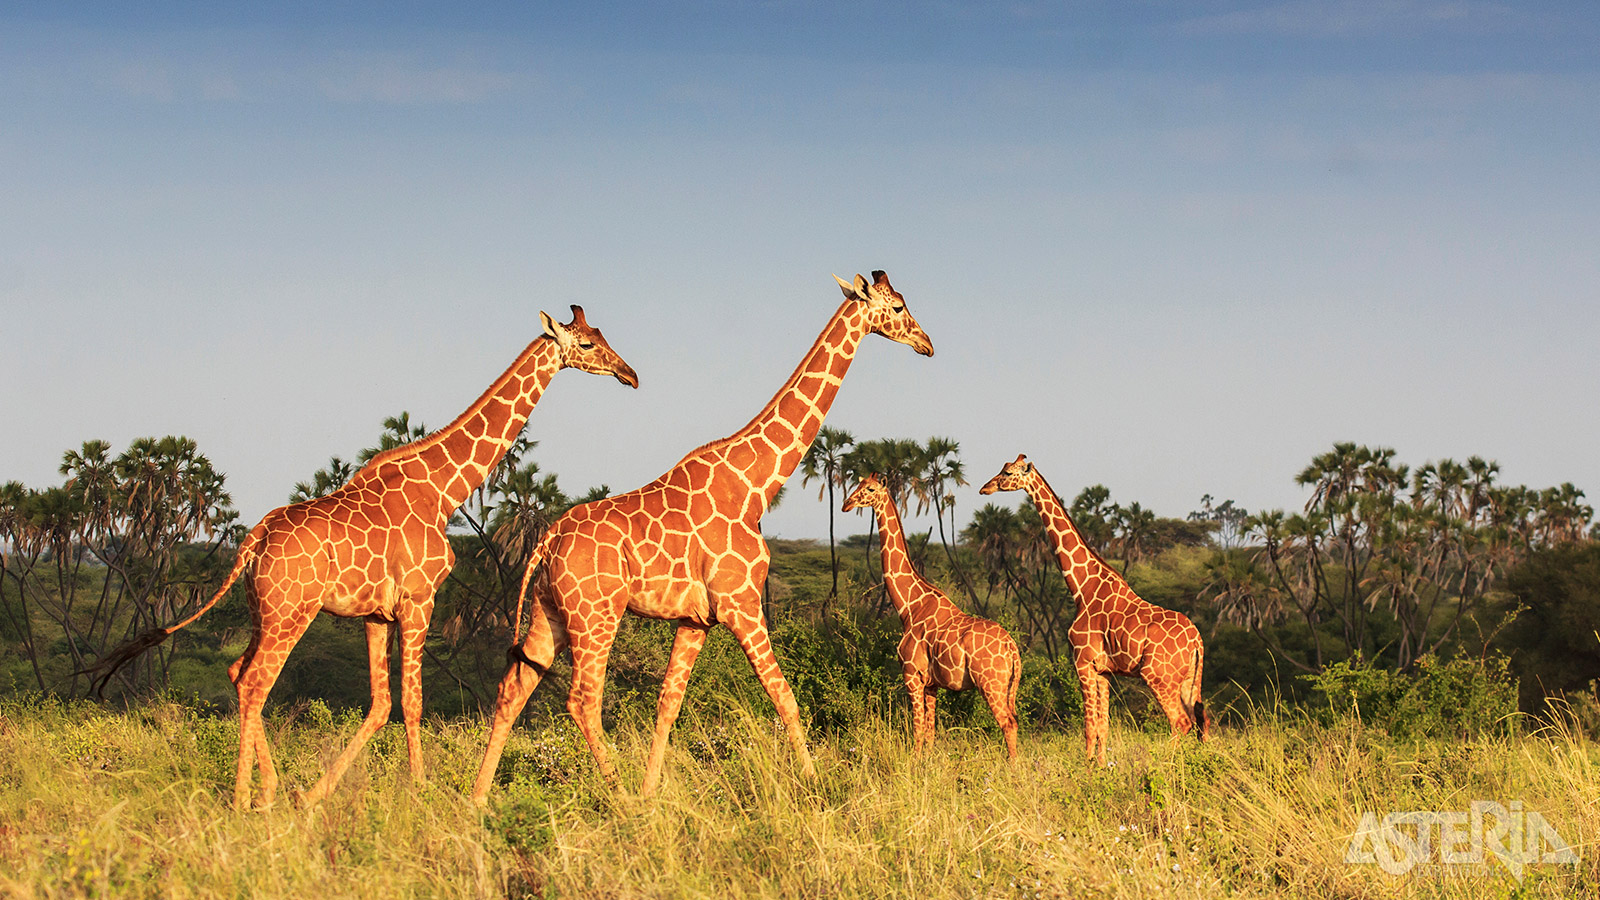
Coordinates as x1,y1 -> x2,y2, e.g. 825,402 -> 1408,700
92,307 -> 637,810
471,270 -> 934,802
842,473 -> 1021,758
980,455 -> 1207,764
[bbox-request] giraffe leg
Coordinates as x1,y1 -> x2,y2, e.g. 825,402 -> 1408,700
641,622 -> 711,796
1147,673 -> 1196,743
1093,675 -> 1111,765
922,687 -> 940,750
566,613 -> 623,786
470,599 -> 569,805
297,618 -> 394,808
232,604 -> 318,811
722,606 -> 815,779
396,603 -> 432,784
978,672 -> 1019,761
903,675 -> 927,752
1076,667 -> 1110,766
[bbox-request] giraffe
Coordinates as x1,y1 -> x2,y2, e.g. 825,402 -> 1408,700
470,270 -> 934,802
979,454 -> 1208,764
90,306 -> 637,810
841,473 -> 1021,758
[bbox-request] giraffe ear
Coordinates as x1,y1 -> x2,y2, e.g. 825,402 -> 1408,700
540,310 -> 563,339
835,273 -> 869,302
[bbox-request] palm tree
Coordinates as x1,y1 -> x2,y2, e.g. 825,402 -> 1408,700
1114,501 -> 1156,572
290,456 -> 356,503
843,438 -> 927,601
800,426 -> 854,602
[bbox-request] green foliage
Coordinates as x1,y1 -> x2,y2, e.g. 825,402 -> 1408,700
1014,652 -> 1084,728
772,615 -> 902,733
1496,541 -> 1600,715
489,790 -> 556,855
1302,653 -> 1518,739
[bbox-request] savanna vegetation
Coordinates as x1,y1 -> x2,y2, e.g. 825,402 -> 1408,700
3,423 -> 1599,897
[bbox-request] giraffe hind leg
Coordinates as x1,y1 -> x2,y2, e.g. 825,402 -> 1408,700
565,611 -> 623,786
298,618 -> 394,808
1148,674 -> 1196,742
470,598 -> 569,805
977,670 -> 1019,760
232,603 -> 319,811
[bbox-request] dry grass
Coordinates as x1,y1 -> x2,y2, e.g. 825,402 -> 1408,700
0,694 -> 1595,899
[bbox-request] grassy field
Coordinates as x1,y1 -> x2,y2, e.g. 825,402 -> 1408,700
0,693 -> 1594,899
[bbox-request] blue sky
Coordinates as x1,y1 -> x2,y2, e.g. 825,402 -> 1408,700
4,1 -> 1598,542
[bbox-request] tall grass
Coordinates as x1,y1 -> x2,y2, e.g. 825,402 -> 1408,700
1,693 -> 1594,898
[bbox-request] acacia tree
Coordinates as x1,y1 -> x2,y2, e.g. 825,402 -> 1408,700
0,437 -> 240,696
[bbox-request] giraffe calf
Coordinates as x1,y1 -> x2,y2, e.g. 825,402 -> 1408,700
981,455 -> 1208,764
844,473 -> 1022,758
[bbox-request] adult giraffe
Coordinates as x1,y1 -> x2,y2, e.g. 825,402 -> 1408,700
91,307 -> 637,810
471,270 -> 933,802
979,455 -> 1207,764
842,473 -> 1020,758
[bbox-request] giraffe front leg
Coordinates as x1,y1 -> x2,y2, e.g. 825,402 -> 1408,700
1076,666 -> 1109,766
470,601 -> 568,805
397,605 -> 431,784
642,622 -> 711,796
903,674 -> 927,752
723,606 -> 816,779
922,687 -> 940,750
1093,675 -> 1111,765
299,618 -> 394,808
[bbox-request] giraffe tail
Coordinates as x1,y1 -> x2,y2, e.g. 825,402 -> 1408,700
1186,643 -> 1209,741
1006,639 -> 1023,726
85,521 -> 267,697
511,530 -> 556,644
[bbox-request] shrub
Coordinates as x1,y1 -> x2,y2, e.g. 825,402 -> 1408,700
1303,654 -> 1518,739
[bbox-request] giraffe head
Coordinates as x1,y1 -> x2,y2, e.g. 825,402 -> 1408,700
540,305 -> 640,387
979,454 -> 1036,495
833,270 -> 934,357
840,472 -> 891,514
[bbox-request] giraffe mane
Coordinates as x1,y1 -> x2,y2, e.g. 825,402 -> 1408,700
355,335 -> 557,475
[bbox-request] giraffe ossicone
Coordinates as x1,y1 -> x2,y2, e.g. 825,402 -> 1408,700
471,269 -> 934,803
979,454 -> 1208,764
89,306 -> 638,811
842,472 -> 1021,758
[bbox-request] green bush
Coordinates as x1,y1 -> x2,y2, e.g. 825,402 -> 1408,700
1303,654 -> 1518,739
1014,653 -> 1084,729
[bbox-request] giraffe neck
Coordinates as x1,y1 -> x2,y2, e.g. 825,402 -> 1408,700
1023,472 -> 1131,611
872,499 -> 933,628
706,300 -> 868,506
361,337 -> 563,517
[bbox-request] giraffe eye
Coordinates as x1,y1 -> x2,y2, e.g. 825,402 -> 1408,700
579,341 -> 595,349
